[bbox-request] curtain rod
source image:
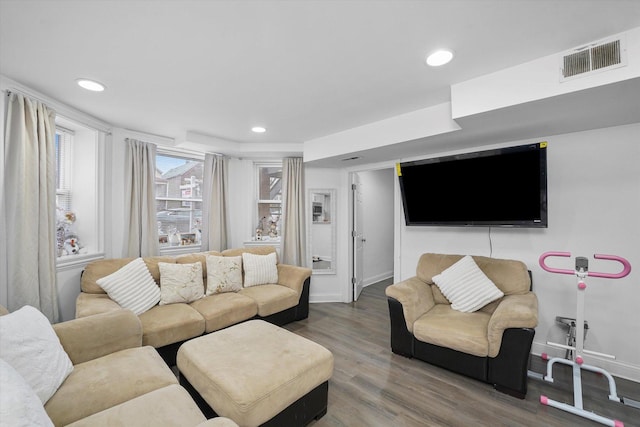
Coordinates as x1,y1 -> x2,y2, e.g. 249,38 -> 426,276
4,88 -> 112,135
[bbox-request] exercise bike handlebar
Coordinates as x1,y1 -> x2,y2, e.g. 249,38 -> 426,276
539,251 -> 631,279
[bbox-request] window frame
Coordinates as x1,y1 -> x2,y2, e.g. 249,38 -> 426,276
254,161 -> 283,239
155,149 -> 205,252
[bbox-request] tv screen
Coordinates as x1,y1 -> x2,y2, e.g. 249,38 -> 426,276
397,142 -> 548,227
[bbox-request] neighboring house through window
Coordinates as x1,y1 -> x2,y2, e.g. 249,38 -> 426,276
255,162 -> 282,240
155,152 -> 204,248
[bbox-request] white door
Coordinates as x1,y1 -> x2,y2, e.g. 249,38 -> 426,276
352,173 -> 365,301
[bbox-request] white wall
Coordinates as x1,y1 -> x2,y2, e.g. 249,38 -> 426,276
359,168 -> 394,286
395,123 -> 640,381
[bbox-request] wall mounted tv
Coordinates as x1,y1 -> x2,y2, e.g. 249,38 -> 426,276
397,142 -> 548,227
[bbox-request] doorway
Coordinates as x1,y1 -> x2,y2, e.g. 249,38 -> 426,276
350,168 -> 395,302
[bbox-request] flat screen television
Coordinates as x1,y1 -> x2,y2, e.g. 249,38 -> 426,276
397,142 -> 548,227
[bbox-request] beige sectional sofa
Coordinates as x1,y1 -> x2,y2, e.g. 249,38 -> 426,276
76,246 -> 312,364
0,305 -> 238,427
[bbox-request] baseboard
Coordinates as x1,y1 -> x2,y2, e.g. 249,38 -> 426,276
531,342 -> 640,383
310,294 -> 343,303
363,271 -> 393,287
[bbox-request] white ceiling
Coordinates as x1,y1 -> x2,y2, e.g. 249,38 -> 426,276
2,0 -> 640,165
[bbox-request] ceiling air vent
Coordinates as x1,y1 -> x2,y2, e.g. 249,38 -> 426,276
560,35 -> 626,81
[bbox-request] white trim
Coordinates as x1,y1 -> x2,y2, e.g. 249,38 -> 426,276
1,75 -> 111,133
56,253 -> 105,272
363,271 -> 393,287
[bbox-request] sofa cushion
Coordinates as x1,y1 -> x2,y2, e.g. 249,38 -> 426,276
432,255 -> 504,312
190,293 -> 258,333
75,292 -> 122,318
222,246 -> 277,258
138,303 -> 205,348
239,284 -> 299,317
44,346 -> 177,426
65,384 -> 207,427
0,305 -> 74,404
206,255 -> 243,295
0,358 -> 54,427
242,252 -> 278,287
413,304 -> 491,357
96,258 -> 161,315
81,258 -> 135,294
158,262 -> 205,305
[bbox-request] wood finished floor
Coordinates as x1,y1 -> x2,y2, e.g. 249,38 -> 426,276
283,280 -> 640,427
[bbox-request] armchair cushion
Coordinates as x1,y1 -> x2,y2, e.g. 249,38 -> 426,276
432,255 -> 504,312
413,305 -> 491,357
385,277 -> 435,332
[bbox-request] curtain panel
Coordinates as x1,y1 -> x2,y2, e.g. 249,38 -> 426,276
201,153 -> 228,251
3,92 -> 59,321
123,138 -> 159,257
280,157 -> 306,266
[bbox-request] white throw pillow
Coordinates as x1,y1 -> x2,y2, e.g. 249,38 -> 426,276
0,358 -> 54,426
158,262 -> 204,304
0,306 -> 74,404
206,255 -> 243,295
432,255 -> 504,312
96,258 -> 160,315
242,252 -> 278,287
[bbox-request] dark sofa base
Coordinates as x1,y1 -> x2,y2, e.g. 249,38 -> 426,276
158,278 -> 311,366
180,374 -> 328,427
388,297 -> 535,399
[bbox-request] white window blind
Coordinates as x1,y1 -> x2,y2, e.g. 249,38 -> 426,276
55,127 -> 73,212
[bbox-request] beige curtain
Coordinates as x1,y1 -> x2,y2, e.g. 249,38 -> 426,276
280,157 -> 306,266
3,92 -> 59,321
201,153 -> 228,251
123,138 -> 159,257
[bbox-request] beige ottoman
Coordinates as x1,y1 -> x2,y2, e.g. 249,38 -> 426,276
177,320 -> 333,427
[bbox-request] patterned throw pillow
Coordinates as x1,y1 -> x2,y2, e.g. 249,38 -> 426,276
96,258 -> 161,315
206,255 -> 243,295
432,255 -> 504,312
158,262 -> 205,304
242,252 -> 278,287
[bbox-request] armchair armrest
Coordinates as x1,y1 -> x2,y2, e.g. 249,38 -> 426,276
276,264 -> 312,295
53,309 -> 143,365
487,293 -> 538,357
385,277 -> 435,332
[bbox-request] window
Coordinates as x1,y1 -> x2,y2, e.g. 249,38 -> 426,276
255,162 -> 282,239
55,128 -> 73,212
155,152 -> 204,247
54,117 -> 103,261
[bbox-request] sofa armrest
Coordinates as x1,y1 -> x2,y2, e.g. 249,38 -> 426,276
53,309 -> 143,365
76,292 -> 123,318
487,293 -> 538,357
384,277 -> 435,332
276,264 -> 312,295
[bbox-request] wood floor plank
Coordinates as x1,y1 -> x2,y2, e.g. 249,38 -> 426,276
284,280 -> 640,427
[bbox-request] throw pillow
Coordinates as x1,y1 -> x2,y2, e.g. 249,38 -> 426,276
0,358 -> 54,426
242,252 -> 278,287
206,255 -> 243,295
158,262 -> 204,304
96,258 -> 160,315
0,306 -> 74,404
432,255 -> 504,312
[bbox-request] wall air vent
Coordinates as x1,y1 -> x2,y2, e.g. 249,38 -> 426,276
560,35 -> 626,81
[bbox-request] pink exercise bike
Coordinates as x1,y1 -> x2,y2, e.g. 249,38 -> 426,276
537,252 -> 636,427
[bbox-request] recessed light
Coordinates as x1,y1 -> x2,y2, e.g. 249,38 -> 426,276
76,78 -> 106,92
251,126 -> 266,133
426,50 -> 454,67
